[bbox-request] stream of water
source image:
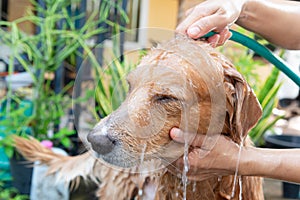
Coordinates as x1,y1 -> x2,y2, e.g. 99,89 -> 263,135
139,143 -> 147,197
181,104 -> 190,200
231,141 -> 244,200
182,140 -> 189,200
239,175 -> 243,200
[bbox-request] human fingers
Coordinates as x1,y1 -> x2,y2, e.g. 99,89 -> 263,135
170,128 -> 206,147
177,0 -> 243,39
170,128 -> 187,143
215,28 -> 232,47
185,12 -> 234,39
174,148 -> 235,179
174,148 -> 205,167
176,3 -> 218,35
173,149 -> 229,178
185,7 -> 194,16
207,28 -> 232,47
171,156 -> 215,181
208,34 -> 221,48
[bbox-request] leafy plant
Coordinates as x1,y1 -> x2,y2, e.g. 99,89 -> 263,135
95,58 -> 137,119
0,181 -> 28,200
249,67 -> 284,145
0,0 -> 122,155
93,45 -> 149,119
223,47 -> 264,92
0,98 -> 32,157
222,34 -> 284,146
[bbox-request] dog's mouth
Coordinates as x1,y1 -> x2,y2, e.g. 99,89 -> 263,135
91,146 -> 139,169
86,130 -> 152,169
86,125 -> 187,170
87,133 -> 188,173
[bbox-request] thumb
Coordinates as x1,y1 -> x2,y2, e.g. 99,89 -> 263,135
170,128 -> 185,143
170,128 -> 206,147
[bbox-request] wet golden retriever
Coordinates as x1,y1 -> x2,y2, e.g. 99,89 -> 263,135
15,36 -> 264,199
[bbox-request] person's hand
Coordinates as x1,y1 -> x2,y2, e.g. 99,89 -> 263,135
170,128 -> 241,181
176,0 -> 246,47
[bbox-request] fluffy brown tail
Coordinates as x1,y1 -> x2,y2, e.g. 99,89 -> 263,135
13,136 -> 98,186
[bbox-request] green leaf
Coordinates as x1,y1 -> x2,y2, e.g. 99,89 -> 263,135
258,68 -> 280,104
0,0 -> 129,143
60,137 -> 71,148
4,146 -> 14,158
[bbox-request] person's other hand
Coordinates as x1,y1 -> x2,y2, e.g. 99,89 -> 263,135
170,128 -> 241,181
176,0 -> 246,47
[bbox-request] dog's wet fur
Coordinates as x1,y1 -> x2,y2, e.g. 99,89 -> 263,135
15,36 -> 264,199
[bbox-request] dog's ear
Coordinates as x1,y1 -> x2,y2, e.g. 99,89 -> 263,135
222,60 -> 262,143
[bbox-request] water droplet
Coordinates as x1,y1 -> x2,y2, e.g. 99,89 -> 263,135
140,143 -> 147,165
192,181 -> 197,192
138,189 -> 143,196
218,176 -> 222,182
184,164 -> 189,172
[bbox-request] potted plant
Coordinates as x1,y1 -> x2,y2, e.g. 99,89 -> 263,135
0,97 -> 34,194
248,67 -> 284,146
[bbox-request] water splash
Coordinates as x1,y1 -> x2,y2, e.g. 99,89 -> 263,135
218,176 -> 222,182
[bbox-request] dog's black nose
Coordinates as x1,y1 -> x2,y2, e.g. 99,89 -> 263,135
87,132 -> 116,155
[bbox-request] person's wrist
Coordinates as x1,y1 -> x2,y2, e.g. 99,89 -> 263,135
236,0 -> 250,22
238,146 -> 257,176
236,0 -> 263,26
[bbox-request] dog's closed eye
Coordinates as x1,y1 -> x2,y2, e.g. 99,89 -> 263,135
153,94 -> 178,104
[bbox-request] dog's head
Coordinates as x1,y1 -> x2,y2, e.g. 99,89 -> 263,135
87,37 -> 262,168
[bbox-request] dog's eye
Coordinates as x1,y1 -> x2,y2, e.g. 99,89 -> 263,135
154,94 -> 178,103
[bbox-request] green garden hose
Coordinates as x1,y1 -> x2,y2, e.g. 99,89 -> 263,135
203,30 -> 300,87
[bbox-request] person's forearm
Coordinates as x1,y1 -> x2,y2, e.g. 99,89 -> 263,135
237,0 -> 300,50
240,146 -> 300,183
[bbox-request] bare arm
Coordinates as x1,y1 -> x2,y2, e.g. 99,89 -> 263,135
241,146 -> 300,183
176,0 -> 300,50
170,128 -> 300,183
237,0 -> 300,50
